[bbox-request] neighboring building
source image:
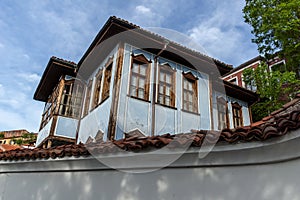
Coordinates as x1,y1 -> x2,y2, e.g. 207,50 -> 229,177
34,16 -> 258,148
0,129 -> 32,145
223,54 -> 287,92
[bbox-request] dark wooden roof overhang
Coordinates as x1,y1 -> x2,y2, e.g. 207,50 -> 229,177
77,16 -> 233,80
213,79 -> 259,106
33,57 -> 77,102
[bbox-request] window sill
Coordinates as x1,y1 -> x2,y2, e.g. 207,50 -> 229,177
128,95 -> 151,103
100,96 -> 110,105
181,109 -> 200,116
155,103 -> 177,110
88,96 -> 110,115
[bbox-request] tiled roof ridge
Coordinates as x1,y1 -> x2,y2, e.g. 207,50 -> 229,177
51,56 -> 77,67
0,129 -> 29,133
110,16 -> 233,69
223,55 -> 264,76
0,109 -> 299,162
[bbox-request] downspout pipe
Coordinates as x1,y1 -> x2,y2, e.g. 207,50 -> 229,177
151,40 -> 169,136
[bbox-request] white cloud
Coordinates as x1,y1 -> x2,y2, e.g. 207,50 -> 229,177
0,84 -> 4,98
135,5 -> 151,14
187,0 -> 258,66
129,0 -> 175,27
17,73 -> 41,83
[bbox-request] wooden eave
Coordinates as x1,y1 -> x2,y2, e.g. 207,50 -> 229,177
77,16 -> 233,80
213,79 -> 259,105
34,57 -> 77,102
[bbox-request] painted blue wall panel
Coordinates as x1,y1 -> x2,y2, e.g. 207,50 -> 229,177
155,105 -> 176,135
55,116 -> 78,139
125,97 -> 150,136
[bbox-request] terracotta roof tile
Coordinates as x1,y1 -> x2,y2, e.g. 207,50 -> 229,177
1,97 -> 300,162
51,56 -> 77,67
0,144 -> 21,152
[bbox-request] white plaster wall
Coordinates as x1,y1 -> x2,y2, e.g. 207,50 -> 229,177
1,163 -> 300,200
4,130 -> 300,200
3,129 -> 300,200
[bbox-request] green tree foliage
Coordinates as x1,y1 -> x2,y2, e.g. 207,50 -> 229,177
12,133 -> 37,145
243,0 -> 300,74
243,62 -> 300,121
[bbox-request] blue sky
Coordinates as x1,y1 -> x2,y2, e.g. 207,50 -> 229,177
0,0 -> 258,132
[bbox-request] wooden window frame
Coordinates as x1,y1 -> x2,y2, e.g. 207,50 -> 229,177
83,79 -> 92,117
101,59 -> 113,103
40,81 -> 61,130
182,72 -> 198,113
129,54 -> 151,101
232,102 -> 243,128
217,97 -> 229,130
157,64 -> 176,108
92,69 -> 103,109
59,80 -> 84,119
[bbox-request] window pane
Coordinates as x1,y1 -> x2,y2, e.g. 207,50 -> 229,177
159,85 -> 164,94
130,86 -> 136,96
188,92 -> 193,101
166,86 -> 170,96
140,65 -> 147,75
158,94 -> 163,104
160,72 -> 164,81
139,77 -> 145,88
188,81 -> 192,90
138,88 -> 144,99
132,63 -> 139,73
165,73 -> 171,84
183,102 -> 188,110
165,96 -> 170,106
183,79 -> 188,89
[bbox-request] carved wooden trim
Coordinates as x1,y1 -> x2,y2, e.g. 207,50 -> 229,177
131,53 -> 151,64
125,129 -> 146,139
182,71 -> 198,81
